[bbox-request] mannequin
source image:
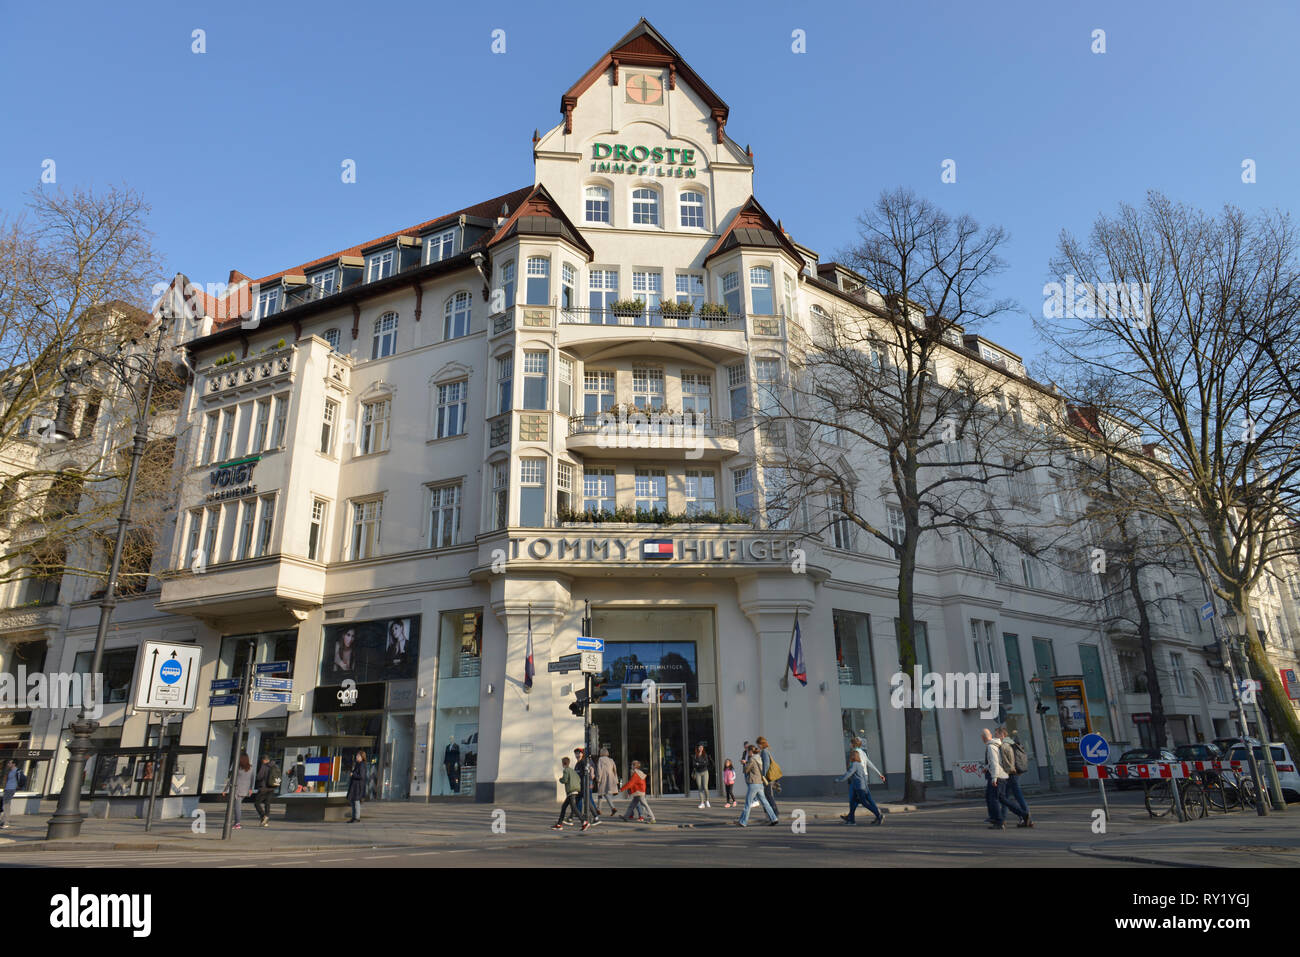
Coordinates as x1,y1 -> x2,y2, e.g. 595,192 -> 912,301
443,735 -> 461,794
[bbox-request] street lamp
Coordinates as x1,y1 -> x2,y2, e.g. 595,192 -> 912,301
45,311 -> 182,840
1027,674 -> 1056,791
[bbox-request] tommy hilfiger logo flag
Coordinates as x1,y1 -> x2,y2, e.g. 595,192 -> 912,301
641,539 -> 674,559
788,615 -> 807,686
524,606 -> 535,692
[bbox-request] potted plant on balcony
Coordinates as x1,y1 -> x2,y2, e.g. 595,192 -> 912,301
611,298 -> 644,320
658,300 -> 694,325
699,302 -> 728,323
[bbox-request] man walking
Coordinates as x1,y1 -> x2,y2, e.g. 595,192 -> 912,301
573,748 -> 599,825
996,727 -> 1033,827
834,751 -> 884,825
1,759 -> 20,828
253,754 -> 279,827
736,745 -> 778,827
981,728 -> 1009,829
552,756 -> 582,830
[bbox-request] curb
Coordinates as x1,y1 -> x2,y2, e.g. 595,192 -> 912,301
1066,844 -> 1214,868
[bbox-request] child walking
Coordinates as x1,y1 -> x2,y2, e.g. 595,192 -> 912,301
722,759 -> 737,808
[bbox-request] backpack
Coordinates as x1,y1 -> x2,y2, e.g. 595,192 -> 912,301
15,770 -> 27,790
268,764 -> 282,788
1011,741 -> 1029,775
998,741 -> 1017,775
764,753 -> 783,783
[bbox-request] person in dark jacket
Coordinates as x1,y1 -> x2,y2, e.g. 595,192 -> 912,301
346,750 -> 368,823
756,736 -> 779,816
691,744 -> 713,808
253,754 -> 278,827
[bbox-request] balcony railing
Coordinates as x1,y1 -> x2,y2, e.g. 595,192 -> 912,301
568,412 -> 736,439
559,305 -> 745,330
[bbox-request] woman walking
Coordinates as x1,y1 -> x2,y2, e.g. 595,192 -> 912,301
756,736 -> 779,816
736,745 -> 778,827
691,743 -> 713,808
346,750 -> 368,822
221,753 -> 254,829
596,747 -> 620,816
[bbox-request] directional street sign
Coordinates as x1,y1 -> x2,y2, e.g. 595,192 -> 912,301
549,653 -> 583,674
209,694 -> 240,707
252,690 -> 292,703
1200,601 -> 1216,622
210,678 -> 242,691
580,652 -> 603,674
134,641 -> 203,713
576,637 -> 604,652
1080,732 -> 1110,765
254,676 -> 293,691
256,661 -> 292,675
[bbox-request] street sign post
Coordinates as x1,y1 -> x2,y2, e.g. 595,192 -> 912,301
580,652 -> 603,674
1080,732 -> 1112,824
1200,601 -> 1215,622
254,676 -> 293,691
134,641 -> 203,713
251,690 -> 292,703
548,653 -> 583,674
256,661 -> 292,675
210,678 -> 242,691
208,693 -> 240,707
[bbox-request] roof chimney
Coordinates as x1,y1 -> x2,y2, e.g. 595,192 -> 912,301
497,202 -> 510,227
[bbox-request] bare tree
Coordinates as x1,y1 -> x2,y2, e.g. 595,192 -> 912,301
771,188 -> 1053,801
1039,191 -> 1300,759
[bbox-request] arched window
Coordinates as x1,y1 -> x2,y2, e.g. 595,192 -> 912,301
372,312 -> 398,359
585,185 -> 610,224
526,257 -> 550,305
323,327 -> 340,351
444,293 -> 471,340
680,190 -> 705,228
500,261 -> 516,310
631,187 -> 660,226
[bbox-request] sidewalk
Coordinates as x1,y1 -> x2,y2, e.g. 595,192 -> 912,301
0,796 -> 926,854
1070,810 -> 1300,867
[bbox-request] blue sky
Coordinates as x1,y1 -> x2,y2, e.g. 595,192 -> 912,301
3,0 -> 1297,372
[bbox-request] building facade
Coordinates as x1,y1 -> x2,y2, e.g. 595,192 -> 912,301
5,21 -> 1300,809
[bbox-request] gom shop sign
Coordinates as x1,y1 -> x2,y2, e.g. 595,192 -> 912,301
207,456 -> 260,503
313,681 -> 385,714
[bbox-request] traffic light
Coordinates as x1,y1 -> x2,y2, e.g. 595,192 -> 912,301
1202,641 -> 1226,671
569,687 -> 590,717
589,673 -> 608,705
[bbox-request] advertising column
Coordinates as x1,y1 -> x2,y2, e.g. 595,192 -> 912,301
1051,675 -> 1091,780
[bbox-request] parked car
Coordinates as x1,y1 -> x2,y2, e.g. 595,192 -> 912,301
1214,736 -> 1261,754
1174,743 -> 1222,762
1110,747 -> 1177,790
1226,743 -> 1300,802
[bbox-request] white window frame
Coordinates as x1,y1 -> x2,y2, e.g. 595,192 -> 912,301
349,498 -> 383,560
631,187 -> 660,226
584,185 -> 611,224
425,228 -> 458,264
428,483 -> 462,549
358,397 -> 391,455
372,312 -> 398,359
444,291 -> 471,340
679,190 -> 705,229
307,498 -> 328,562
366,250 -> 394,283
436,380 -> 468,438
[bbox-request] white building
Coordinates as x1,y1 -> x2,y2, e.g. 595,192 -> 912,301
6,20 -> 1297,812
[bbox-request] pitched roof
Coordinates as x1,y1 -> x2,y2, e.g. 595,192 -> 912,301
561,18 -> 731,143
704,196 -> 806,265
488,183 -> 595,259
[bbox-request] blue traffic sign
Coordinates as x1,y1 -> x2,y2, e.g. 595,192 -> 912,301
256,661 -> 292,675
209,694 -> 240,707
159,659 -> 183,684
1200,602 -> 1215,622
576,637 -> 604,652
210,678 -> 242,690
254,676 -> 293,690
1080,732 -> 1110,765
251,690 -> 292,703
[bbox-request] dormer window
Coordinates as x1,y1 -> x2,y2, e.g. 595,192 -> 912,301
585,186 -> 611,224
367,250 -> 395,283
256,287 -> 280,320
310,269 -> 337,295
425,228 -> 458,264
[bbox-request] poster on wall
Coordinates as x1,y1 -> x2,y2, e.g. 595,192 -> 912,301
321,616 -> 421,684
598,642 -> 698,702
1051,675 -> 1091,779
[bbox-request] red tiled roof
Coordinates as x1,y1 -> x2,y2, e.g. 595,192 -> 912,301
704,195 -> 805,265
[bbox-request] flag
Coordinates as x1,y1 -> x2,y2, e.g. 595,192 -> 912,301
524,607 -> 534,692
788,616 -> 807,686
641,539 -> 674,559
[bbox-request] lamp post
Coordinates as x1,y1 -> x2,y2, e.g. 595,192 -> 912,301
1028,674 -> 1056,791
46,313 -> 179,840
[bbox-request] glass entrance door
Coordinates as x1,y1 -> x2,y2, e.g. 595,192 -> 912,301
619,683 -> 688,796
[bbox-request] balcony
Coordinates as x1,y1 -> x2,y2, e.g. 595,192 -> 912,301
158,554 -> 322,625
554,306 -> 748,361
560,305 -> 745,330
203,346 -> 295,400
565,411 -> 740,460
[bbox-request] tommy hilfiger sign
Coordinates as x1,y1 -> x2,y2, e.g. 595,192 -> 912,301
504,534 -> 797,563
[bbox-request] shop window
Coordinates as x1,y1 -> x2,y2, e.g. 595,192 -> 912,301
893,620 -> 944,781
73,646 -> 137,704
434,609 -> 484,797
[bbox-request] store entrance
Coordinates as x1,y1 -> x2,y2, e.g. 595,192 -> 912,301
592,684 -> 689,797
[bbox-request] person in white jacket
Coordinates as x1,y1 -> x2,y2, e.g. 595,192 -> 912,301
982,728 -> 1009,829
833,751 -> 884,825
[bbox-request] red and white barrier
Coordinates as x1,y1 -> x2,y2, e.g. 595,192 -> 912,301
1084,760 -> 1246,780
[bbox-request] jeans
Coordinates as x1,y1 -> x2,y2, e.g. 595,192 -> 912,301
738,781 -> 777,825
597,793 -> 619,815
556,793 -> 578,825
232,796 -> 243,825
351,799 -> 362,821
1002,774 -> 1030,820
692,771 -> 710,801
724,783 -> 735,803
846,786 -> 881,823
763,782 -> 779,816
624,794 -> 655,821
254,788 -> 273,821
985,775 -> 1005,824
0,790 -> 12,825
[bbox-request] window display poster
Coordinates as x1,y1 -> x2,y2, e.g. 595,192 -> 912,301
598,642 -> 698,701
322,616 -> 421,684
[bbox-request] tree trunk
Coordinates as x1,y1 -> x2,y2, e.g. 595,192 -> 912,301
1128,562 -> 1169,748
1241,613 -> 1300,760
896,529 -> 926,803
